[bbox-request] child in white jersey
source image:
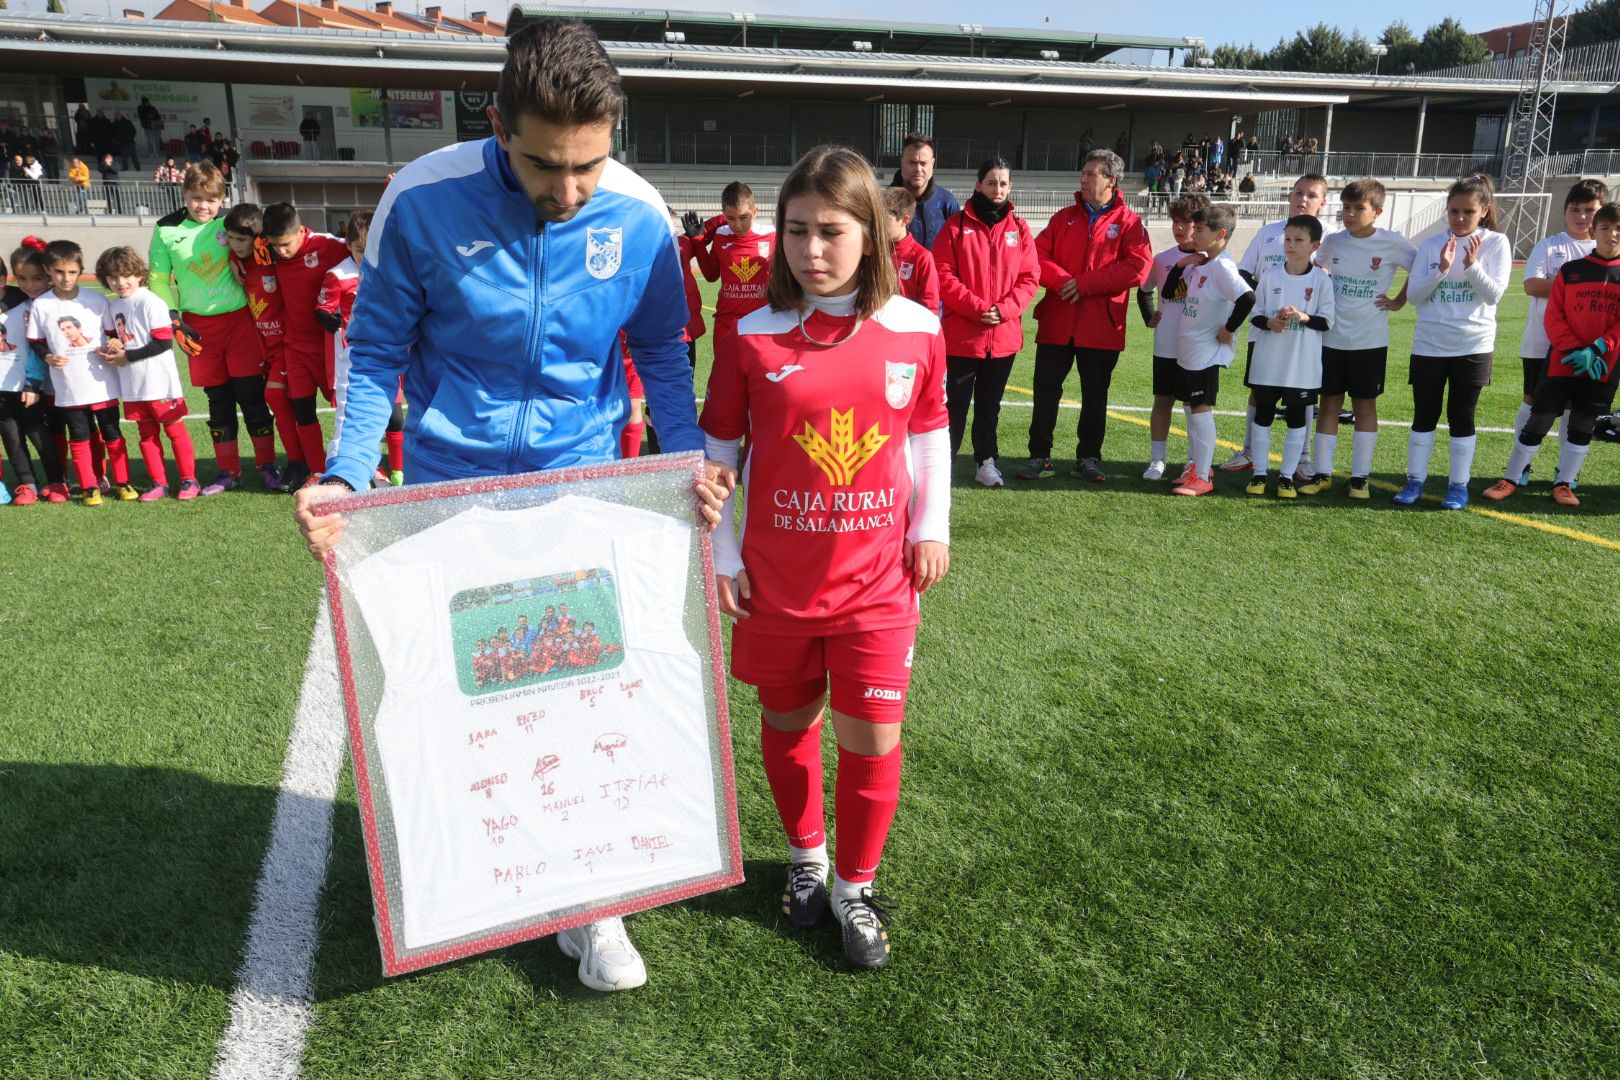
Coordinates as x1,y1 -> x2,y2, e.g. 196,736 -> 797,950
1222,173 -> 1332,474
1395,174 -> 1512,510
1167,203 -> 1256,496
96,245 -> 200,500
1513,178 -> 1606,485
1306,178 -> 1417,498
1136,192 -> 1207,481
1245,216 -> 1334,498
26,239 -> 132,506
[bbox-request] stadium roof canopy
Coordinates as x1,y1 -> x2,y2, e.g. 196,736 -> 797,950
503,4 -> 1186,62
3,12 -> 1614,112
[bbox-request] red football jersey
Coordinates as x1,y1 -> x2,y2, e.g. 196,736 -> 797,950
230,251 -> 285,363
699,295 -> 948,635
272,228 -> 350,354
694,226 -> 774,321
894,234 -> 942,314
317,257 -> 361,371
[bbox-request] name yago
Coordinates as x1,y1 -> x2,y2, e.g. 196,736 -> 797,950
773,486 -> 897,532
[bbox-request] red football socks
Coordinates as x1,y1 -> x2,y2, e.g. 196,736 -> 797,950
264,383 -> 305,464
136,421 -> 167,486
760,719 -> 826,848
68,439 -> 96,490
620,420 -> 645,460
296,423 -> 327,473
250,432 -> 276,469
214,438 -> 242,476
385,430 -> 404,472
834,743 -> 903,884
89,427 -> 107,482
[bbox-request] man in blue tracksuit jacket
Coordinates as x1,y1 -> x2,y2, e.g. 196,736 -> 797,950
297,18 -> 733,996
888,133 -> 960,250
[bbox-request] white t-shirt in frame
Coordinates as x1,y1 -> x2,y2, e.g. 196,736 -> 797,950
105,287 -> 185,403
1317,228 -> 1418,351
0,302 -> 31,393
1519,231 -> 1595,360
344,495 -> 721,951
27,289 -> 116,407
1174,254 -> 1250,371
1250,264 -> 1334,389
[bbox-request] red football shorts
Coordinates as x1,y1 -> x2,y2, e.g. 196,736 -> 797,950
732,623 -> 916,723
285,344 -> 331,400
263,339 -> 288,389
185,307 -> 266,386
124,397 -> 188,424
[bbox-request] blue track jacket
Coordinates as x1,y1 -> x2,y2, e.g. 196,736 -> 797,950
326,138 -> 703,490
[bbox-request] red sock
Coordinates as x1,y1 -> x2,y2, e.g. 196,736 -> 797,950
52,432 -> 69,476
215,438 -> 242,476
385,430 -> 404,472
69,439 -> 97,490
166,420 -> 197,482
760,719 -> 826,848
103,433 -> 130,484
297,422 -> 327,473
834,743 -> 903,884
250,432 -> 276,468
137,420 -> 167,486
264,383 -> 305,464
89,427 -> 107,482
620,420 -> 645,459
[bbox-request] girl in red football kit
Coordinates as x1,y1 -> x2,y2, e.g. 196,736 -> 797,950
700,145 -> 952,970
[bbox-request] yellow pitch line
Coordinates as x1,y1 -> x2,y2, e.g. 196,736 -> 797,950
1004,383 -> 1620,554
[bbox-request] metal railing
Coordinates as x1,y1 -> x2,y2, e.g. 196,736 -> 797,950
238,126 -> 455,165
1223,150 -> 1505,180
1423,37 -> 1620,83
0,177 -> 226,216
1572,147 -> 1620,175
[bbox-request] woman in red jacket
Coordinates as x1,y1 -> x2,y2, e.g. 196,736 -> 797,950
931,156 -> 1040,487
1018,149 -> 1153,484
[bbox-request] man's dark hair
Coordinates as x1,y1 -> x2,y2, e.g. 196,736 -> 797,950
901,132 -> 933,154
262,202 -> 302,238
496,19 -> 623,131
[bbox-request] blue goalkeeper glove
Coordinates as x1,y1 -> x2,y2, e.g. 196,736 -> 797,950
1565,346 -> 1598,378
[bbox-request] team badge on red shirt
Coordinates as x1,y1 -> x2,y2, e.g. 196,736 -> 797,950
794,407 -> 889,485
899,262 -> 914,281
1107,223 -> 1121,239
303,251 -> 320,268
732,255 -> 764,283
885,361 -> 917,408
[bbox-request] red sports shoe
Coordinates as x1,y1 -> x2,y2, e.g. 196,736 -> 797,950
1551,482 -> 1581,508
1172,473 -> 1215,497
44,483 -> 71,503
11,484 -> 38,505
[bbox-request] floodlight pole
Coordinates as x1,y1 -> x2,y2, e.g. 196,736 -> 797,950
1500,0 -> 1566,256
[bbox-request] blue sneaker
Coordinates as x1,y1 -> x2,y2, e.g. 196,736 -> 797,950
1391,477 -> 1425,505
1517,464 -> 1531,487
1441,482 -> 1470,510
0,483 -> 10,506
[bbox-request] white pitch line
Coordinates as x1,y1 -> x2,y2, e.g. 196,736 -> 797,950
991,399 -> 1516,435
213,599 -> 347,1080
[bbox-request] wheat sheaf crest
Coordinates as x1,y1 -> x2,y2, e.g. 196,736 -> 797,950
793,408 -> 889,486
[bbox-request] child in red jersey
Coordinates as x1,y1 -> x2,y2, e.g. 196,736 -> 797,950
317,212 -> 402,486
882,187 -> 941,315
261,202 -> 350,484
1484,200 -> 1620,508
616,331 -> 646,458
701,145 -> 951,971
223,203 -> 309,491
691,181 -> 774,360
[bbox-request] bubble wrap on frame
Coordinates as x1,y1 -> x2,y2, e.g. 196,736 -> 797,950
319,452 -> 742,977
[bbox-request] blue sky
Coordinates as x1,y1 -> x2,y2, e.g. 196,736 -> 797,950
40,0 -> 1541,53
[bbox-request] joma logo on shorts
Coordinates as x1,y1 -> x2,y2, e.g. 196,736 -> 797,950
863,687 -> 903,701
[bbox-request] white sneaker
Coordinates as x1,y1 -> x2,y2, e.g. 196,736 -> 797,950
1218,450 -> 1252,472
1142,459 -> 1167,481
557,917 -> 647,991
975,458 -> 1004,487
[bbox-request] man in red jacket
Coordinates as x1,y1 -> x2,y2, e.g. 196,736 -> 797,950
1016,150 -> 1153,483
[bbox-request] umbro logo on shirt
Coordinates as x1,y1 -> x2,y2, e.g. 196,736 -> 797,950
456,240 -> 495,257
765,364 -> 805,383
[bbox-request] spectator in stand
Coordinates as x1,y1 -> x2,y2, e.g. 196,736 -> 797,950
73,104 -> 91,153
8,153 -> 37,212
889,132 -> 960,250
1233,130 -> 1248,163
1148,137 -> 1164,162
1169,153 -> 1186,195
35,126 -> 59,178
1145,157 -> 1166,195
299,112 -> 321,159
113,111 -> 139,171
184,125 -> 205,163
1018,149 -> 1152,485
1212,134 -> 1225,170
1238,172 -> 1257,200
98,153 -> 121,214
67,155 -> 90,214
137,97 -> 164,158
88,109 -> 114,162
153,157 -> 185,185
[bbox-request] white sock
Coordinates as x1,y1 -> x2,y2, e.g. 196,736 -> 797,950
1351,430 -> 1377,478
1249,422 -> 1272,478
1241,403 -> 1256,454
1506,439 -> 1539,482
1190,411 -> 1217,478
1448,434 -> 1477,485
1557,408 -> 1572,458
1514,400 -> 1533,438
1281,424 -> 1309,478
1150,438 -> 1167,462
1313,432 -> 1337,477
1555,441 -> 1590,486
1407,430 -> 1436,482
790,841 -> 829,872
832,873 -> 871,916
1182,407 -> 1194,465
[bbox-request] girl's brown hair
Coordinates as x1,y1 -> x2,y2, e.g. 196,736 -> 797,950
95,246 -> 149,286
1449,173 -> 1498,232
766,144 -> 897,321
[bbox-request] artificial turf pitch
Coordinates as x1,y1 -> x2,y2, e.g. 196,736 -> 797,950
1,273 -> 1616,1077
